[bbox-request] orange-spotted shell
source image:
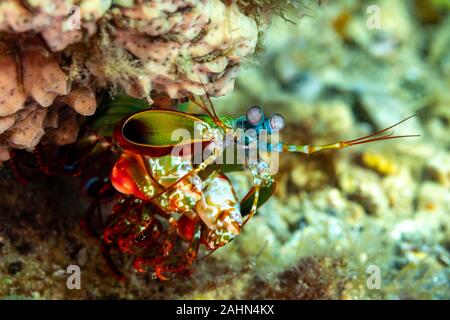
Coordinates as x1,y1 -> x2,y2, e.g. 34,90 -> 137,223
111,150 -> 243,249
195,174 -> 242,249
111,150 -> 202,217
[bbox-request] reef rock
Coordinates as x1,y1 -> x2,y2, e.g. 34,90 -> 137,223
0,0 -> 259,157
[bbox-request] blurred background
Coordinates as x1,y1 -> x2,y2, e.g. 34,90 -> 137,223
209,0 -> 450,299
0,0 -> 449,299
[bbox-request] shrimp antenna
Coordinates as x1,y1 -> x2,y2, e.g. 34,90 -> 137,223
189,67 -> 231,130
275,115 -> 420,155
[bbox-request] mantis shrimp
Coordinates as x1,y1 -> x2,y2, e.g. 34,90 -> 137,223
103,94 -> 418,280
6,94 -> 418,280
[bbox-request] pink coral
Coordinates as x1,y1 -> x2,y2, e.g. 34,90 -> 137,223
0,0 -> 259,158
0,39 -> 92,157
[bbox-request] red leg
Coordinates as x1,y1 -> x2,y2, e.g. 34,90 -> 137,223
101,242 -> 126,282
8,150 -> 28,186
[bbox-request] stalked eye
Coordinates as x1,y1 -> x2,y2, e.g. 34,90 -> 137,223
246,105 -> 263,125
269,114 -> 285,131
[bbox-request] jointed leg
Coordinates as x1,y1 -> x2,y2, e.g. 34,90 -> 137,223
101,242 -> 126,281
154,223 -> 202,280
8,150 -> 28,185
80,198 -> 101,238
144,146 -> 223,204
243,178 -> 262,226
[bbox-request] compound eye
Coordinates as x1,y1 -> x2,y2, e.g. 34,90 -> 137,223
246,105 -> 263,125
269,114 -> 285,131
